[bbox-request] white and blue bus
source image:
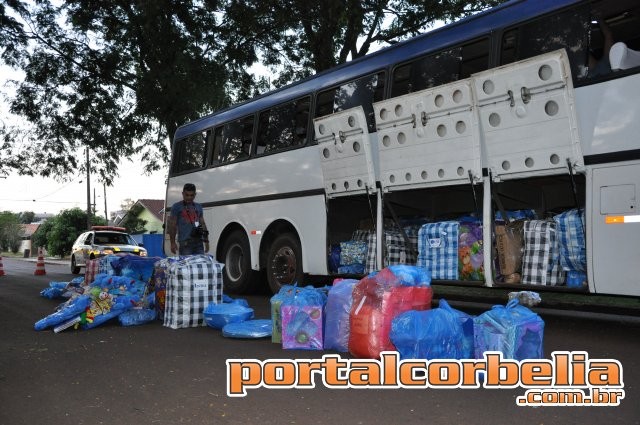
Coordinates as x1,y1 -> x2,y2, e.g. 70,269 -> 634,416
165,0 -> 640,297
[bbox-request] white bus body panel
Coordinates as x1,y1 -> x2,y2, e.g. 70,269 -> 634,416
314,107 -> 377,197
373,80 -> 482,190
574,73 -> 640,157
588,162 -> 640,296
166,146 -> 327,275
204,196 -> 328,275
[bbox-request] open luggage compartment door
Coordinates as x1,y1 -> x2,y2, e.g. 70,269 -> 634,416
472,49 -> 584,180
373,80 -> 482,191
314,107 -> 377,198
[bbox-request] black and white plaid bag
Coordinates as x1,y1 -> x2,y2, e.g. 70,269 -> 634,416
365,228 -> 418,273
522,220 -> 565,286
163,255 -> 224,329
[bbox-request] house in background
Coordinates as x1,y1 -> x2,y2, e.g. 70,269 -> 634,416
119,199 -> 165,234
120,199 -> 166,257
19,223 -> 41,257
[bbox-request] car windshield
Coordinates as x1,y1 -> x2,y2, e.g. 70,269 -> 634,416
94,232 -> 136,245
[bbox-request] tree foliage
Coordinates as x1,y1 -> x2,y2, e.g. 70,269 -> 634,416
0,211 -> 22,253
18,211 -> 35,224
32,208 -> 106,257
121,203 -> 148,234
221,0 -> 503,87
0,1 -> 249,183
1,0 -> 503,181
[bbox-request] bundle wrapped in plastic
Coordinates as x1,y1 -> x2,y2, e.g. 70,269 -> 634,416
222,319 -> 272,338
119,308 -> 157,326
473,299 -> 545,360
270,285 -> 303,343
40,281 -> 69,299
349,265 -> 433,359
34,295 -> 91,331
390,299 -> 474,360
324,279 -> 359,352
204,302 -> 254,329
281,286 -> 327,350
111,255 -> 162,283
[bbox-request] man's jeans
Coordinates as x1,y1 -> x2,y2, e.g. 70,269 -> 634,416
178,238 -> 205,255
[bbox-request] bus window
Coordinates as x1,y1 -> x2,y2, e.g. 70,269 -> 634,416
391,38 -> 489,98
220,115 -> 254,163
256,96 -> 310,155
460,38 -> 490,78
500,29 -> 518,66
499,5 -> 590,81
316,72 -> 385,133
210,126 -> 223,165
171,129 -> 210,175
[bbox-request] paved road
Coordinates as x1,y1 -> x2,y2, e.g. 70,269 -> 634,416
0,257 -> 639,424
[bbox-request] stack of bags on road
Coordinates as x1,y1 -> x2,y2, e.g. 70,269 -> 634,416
268,263 -> 544,363
34,254 -> 228,332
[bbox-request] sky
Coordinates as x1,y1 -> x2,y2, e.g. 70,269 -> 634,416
0,65 -> 168,218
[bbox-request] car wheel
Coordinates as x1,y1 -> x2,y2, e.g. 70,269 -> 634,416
70,255 -> 81,275
222,230 -> 259,294
266,233 -> 303,295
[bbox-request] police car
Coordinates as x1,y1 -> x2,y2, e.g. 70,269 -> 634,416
70,226 -> 147,274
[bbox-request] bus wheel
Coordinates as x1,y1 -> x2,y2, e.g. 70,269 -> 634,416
222,231 -> 257,294
267,233 -> 303,294
70,255 -> 81,275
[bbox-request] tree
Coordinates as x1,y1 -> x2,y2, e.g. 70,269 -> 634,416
0,211 -> 22,252
221,0 -> 503,87
18,211 -> 35,224
31,218 -> 53,252
120,203 -> 148,234
0,1 -> 252,183
32,208 -> 106,257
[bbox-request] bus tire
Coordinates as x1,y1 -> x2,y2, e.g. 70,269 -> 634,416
222,230 -> 258,294
266,233 -> 303,294
70,255 -> 81,275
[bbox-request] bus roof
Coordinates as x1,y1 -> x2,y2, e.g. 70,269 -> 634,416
174,0 -> 582,141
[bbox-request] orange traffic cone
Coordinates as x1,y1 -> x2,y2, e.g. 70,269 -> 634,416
34,248 -> 46,276
0,255 -> 5,276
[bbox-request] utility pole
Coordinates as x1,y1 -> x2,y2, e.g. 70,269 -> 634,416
86,146 -> 91,230
103,183 -> 108,224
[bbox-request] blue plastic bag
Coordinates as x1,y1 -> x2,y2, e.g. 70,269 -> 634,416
34,296 -> 91,331
111,255 -> 162,282
204,303 -> 254,329
390,299 -> 474,360
119,308 -> 157,326
323,279 -> 359,352
222,319 -> 272,338
473,299 -> 545,360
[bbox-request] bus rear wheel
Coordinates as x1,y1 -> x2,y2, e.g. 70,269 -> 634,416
266,233 -> 303,294
222,231 -> 258,294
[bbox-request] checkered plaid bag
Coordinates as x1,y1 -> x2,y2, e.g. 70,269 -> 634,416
84,258 -> 100,285
522,220 -> 566,286
365,229 -> 418,273
417,221 -> 459,280
553,209 -> 586,272
351,229 -> 372,242
163,255 -> 224,329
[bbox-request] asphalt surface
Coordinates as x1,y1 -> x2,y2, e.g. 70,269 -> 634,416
0,257 -> 639,425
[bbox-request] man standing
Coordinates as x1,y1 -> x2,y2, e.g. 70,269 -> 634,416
168,183 -> 210,255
